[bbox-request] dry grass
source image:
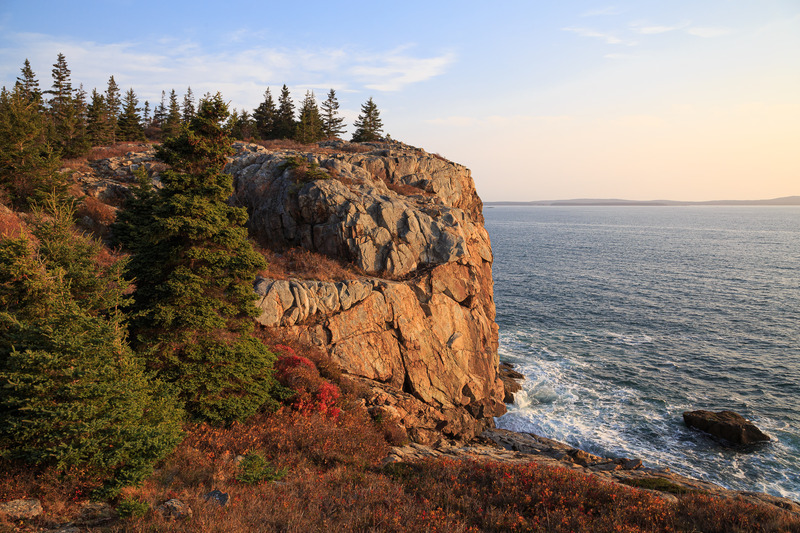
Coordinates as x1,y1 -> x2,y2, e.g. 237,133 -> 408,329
86,142 -> 155,161
386,180 -> 430,197
252,139 -> 372,156
0,207 -> 26,238
256,245 -> 362,282
75,196 -> 117,237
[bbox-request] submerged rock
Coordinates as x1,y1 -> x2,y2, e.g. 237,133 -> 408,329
683,409 -> 770,445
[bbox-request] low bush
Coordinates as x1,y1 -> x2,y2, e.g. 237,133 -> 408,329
235,452 -> 287,485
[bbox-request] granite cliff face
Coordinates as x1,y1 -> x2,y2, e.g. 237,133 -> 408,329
227,141 -> 506,443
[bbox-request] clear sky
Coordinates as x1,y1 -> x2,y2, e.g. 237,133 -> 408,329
2,1 -> 798,202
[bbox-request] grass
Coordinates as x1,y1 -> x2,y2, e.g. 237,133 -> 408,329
256,245 -> 363,282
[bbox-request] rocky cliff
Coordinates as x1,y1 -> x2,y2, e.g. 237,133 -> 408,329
226,141 -> 506,443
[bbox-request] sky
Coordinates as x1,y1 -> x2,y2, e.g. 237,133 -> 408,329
2,1 -> 798,202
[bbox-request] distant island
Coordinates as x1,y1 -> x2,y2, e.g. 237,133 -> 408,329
485,196 -> 800,207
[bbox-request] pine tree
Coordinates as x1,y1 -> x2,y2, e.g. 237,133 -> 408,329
46,53 -> 89,158
152,90 -> 167,132
0,201 -> 183,496
113,93 -> 280,423
320,89 -> 345,139
15,59 -> 42,104
0,82 -> 63,207
253,88 -> 276,140
162,89 -> 181,138
182,87 -> 195,124
351,97 -> 384,142
105,76 -> 121,143
294,90 -> 324,144
274,84 -> 296,139
86,89 -> 113,146
142,100 -> 151,125
117,88 -> 145,141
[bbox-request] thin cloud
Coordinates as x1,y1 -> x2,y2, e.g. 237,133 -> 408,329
685,26 -> 733,38
581,6 -> 624,17
0,33 -> 454,109
562,26 -> 635,45
630,21 -> 690,35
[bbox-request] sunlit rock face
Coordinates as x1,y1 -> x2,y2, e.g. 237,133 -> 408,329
228,140 -> 506,442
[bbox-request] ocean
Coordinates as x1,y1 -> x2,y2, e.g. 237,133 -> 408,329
485,206 -> 800,501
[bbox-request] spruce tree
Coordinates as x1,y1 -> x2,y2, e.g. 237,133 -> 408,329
15,59 -> 42,104
294,90 -> 324,144
152,90 -> 167,132
162,89 -> 181,138
0,203 -> 183,496
113,93 -> 280,423
253,88 -> 276,140
117,88 -> 145,141
46,54 -> 89,158
0,82 -> 63,207
274,84 -> 296,139
182,87 -> 195,124
351,97 -> 384,142
320,88 -> 345,139
86,89 -> 113,146
105,76 -> 121,143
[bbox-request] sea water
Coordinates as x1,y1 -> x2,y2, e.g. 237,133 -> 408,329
486,206 -> 800,501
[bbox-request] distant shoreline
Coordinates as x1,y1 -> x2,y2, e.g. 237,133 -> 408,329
485,195 -> 800,207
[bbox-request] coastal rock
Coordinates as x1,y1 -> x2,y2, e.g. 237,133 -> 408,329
157,499 -> 193,520
0,498 -> 43,520
231,141 -> 506,440
499,361 -> 524,403
683,410 -> 770,445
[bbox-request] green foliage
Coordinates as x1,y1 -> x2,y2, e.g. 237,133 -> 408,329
117,497 -> 150,518
117,88 -> 145,142
274,84 -> 296,139
235,452 -> 287,484
0,219 -> 183,497
351,97 -> 384,142
114,93 -> 281,423
181,87 -> 195,124
320,88 -> 345,139
86,89 -> 114,146
619,476 -> 693,494
253,88 -> 276,139
105,75 -> 121,143
162,89 -> 182,138
0,80 -> 64,208
46,53 -> 89,158
294,91 -> 324,144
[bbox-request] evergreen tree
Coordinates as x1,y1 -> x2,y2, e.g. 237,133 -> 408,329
152,90 -> 167,131
143,100 -> 151,125
182,87 -> 195,124
274,84 -> 296,139
15,59 -> 42,104
86,89 -> 113,146
0,201 -> 183,496
253,88 -> 277,140
46,53 -> 89,158
162,89 -> 181,138
113,93 -> 280,423
105,76 -> 121,143
320,88 -> 345,139
294,90 -> 324,144
117,88 -> 145,141
351,97 -> 384,142
0,82 -> 63,207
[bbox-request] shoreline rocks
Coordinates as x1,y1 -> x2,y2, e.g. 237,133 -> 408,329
683,409 -> 770,445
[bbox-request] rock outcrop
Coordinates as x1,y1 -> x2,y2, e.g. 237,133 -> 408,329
683,410 -> 770,445
228,141 -> 506,442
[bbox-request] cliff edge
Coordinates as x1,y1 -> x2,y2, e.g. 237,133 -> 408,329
226,141 -> 506,443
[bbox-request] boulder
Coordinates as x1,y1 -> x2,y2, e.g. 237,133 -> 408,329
0,498 -> 43,520
157,499 -> 193,520
683,410 -> 770,444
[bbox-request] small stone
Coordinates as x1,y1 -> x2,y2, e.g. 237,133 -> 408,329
157,499 -> 193,520
204,489 -> 229,507
622,458 -> 643,470
76,501 -> 114,525
0,498 -> 43,520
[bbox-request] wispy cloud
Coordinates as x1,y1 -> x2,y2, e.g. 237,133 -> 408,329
562,26 -> 635,45
685,26 -> 733,38
0,34 -> 454,109
581,6 -> 624,17
630,20 -> 690,35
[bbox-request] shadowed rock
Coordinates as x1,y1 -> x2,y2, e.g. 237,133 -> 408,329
683,409 -> 770,445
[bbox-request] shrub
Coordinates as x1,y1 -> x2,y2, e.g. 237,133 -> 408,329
117,497 -> 149,519
235,452 -> 287,485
